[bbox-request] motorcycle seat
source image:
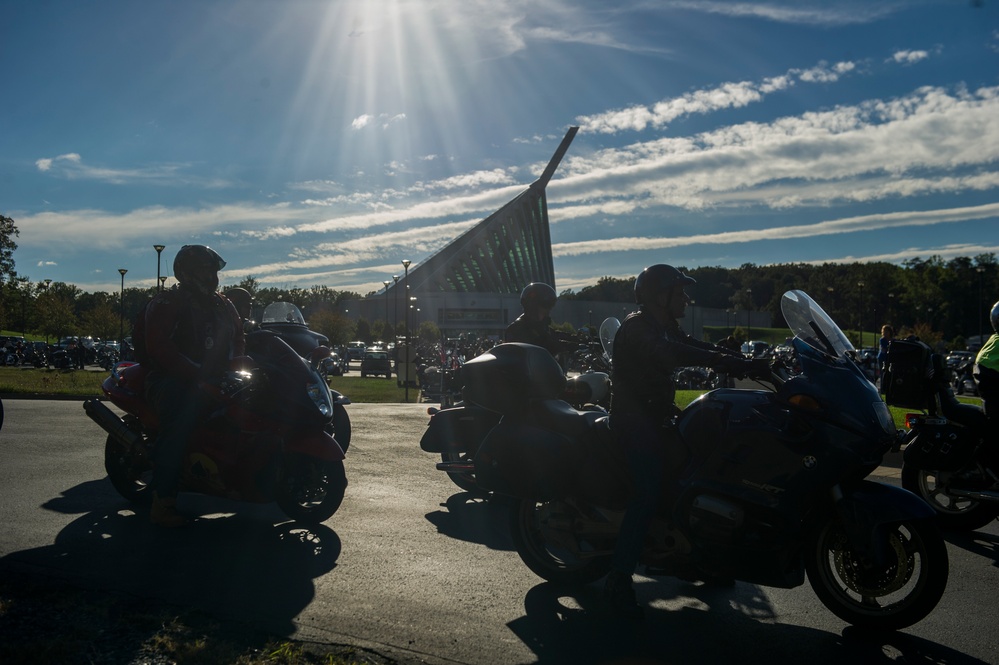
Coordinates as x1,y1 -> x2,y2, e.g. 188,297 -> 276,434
523,399 -> 604,441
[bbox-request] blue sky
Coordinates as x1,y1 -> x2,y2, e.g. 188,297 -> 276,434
3,0 -> 998,296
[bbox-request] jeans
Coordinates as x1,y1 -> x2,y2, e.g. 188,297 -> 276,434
146,374 -> 211,498
610,413 -> 674,576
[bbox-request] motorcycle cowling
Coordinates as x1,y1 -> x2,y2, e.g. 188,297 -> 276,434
903,423 -> 979,472
461,343 -> 566,415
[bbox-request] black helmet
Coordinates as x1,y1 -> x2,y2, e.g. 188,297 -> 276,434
634,264 -> 695,305
991,300 -> 999,334
520,283 -> 557,312
224,287 -> 253,318
174,245 -> 226,297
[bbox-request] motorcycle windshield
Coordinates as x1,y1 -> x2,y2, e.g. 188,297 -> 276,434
261,301 -> 306,325
598,317 -> 620,362
781,290 -> 853,360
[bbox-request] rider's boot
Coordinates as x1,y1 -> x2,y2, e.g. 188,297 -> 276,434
150,492 -> 189,527
602,570 -> 644,621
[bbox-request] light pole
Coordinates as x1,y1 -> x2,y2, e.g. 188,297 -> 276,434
160,276 -> 167,290
118,268 -> 128,345
978,266 -> 986,345
402,260 -> 411,402
857,280 -> 865,347
153,244 -> 165,292
383,280 -> 391,341
746,288 -> 753,342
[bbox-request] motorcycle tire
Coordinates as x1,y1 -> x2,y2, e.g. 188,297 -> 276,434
103,434 -> 153,502
325,403 -> 352,454
805,516 -> 948,631
510,498 -> 612,585
901,463 -> 999,531
440,451 -> 479,493
276,456 -> 347,525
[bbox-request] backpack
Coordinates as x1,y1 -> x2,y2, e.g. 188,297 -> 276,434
883,339 -> 933,409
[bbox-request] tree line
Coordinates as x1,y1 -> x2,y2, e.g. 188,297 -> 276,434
2,214 -> 996,350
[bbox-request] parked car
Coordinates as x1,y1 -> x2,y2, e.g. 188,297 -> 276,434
360,350 -> 392,378
347,341 -> 367,361
741,340 -> 770,357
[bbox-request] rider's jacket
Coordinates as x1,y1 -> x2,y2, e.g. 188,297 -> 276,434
611,308 -> 735,418
504,314 -> 563,357
977,334 -> 999,374
144,286 -> 245,383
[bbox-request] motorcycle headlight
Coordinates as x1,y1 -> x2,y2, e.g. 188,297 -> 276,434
307,380 -> 333,418
872,401 -> 895,435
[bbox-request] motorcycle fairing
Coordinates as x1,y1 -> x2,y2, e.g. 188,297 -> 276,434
284,429 -> 345,462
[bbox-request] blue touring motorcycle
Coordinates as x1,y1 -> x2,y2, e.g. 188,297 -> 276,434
467,290 -> 947,630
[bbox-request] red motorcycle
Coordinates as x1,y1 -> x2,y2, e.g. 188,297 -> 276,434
84,331 -> 350,525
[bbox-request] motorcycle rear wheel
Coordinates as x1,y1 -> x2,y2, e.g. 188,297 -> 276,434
901,463 -> 998,531
276,456 -> 347,525
805,516 -> 948,631
510,498 -> 612,585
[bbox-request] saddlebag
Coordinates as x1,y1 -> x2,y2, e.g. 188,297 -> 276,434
474,401 -> 630,506
902,423 -> 980,472
419,404 -> 501,454
461,343 -> 566,415
883,340 -> 933,409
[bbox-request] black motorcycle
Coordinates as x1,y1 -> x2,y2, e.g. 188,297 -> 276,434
887,341 -> 999,531
465,291 -> 948,631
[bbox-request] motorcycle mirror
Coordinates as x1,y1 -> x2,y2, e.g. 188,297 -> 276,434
598,318 -> 621,362
310,345 -> 332,368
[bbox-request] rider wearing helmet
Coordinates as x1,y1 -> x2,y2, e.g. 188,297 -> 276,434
504,283 -> 567,357
604,264 -> 766,619
144,245 -> 245,527
974,301 -> 999,421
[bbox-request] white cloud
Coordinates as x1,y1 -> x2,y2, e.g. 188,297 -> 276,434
351,114 -> 374,130
891,49 -> 930,65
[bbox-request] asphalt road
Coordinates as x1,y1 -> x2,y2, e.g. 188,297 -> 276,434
1,398 -> 998,665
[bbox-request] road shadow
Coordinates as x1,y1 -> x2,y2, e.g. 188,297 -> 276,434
1,477 -> 341,637
424,490 -> 514,551
507,580 -> 989,665
944,528 -> 999,567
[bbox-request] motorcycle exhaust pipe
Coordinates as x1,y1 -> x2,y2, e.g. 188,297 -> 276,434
436,460 -> 475,473
949,488 -> 999,502
83,398 -> 142,450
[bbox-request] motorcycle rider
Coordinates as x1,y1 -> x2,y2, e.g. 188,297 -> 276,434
604,264 -> 767,619
975,303 -> 999,451
144,245 -> 245,527
504,282 -> 571,358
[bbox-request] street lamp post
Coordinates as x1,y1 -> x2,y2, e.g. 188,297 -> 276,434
857,281 -> 865,347
746,288 -> 753,342
978,266 -> 986,345
402,260 -> 411,402
383,280 -> 391,340
153,245 -> 165,292
118,268 -> 128,345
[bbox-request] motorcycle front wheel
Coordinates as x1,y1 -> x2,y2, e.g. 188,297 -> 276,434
901,463 -> 999,531
805,517 -> 948,631
510,498 -> 612,585
276,455 -> 347,525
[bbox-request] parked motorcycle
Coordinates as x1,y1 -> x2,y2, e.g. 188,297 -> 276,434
466,291 -> 947,631
422,318 -> 618,492
888,341 -> 999,531
83,330 -> 350,525
255,301 -> 342,382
